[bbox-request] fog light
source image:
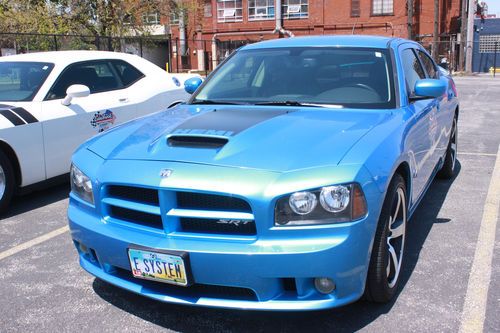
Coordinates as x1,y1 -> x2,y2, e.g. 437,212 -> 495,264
314,277 -> 336,294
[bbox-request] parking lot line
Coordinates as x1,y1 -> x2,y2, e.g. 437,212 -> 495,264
458,152 -> 498,157
459,144 -> 500,333
0,226 -> 69,261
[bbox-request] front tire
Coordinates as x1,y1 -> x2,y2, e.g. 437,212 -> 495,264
0,150 -> 15,214
437,117 -> 457,179
365,174 -> 407,303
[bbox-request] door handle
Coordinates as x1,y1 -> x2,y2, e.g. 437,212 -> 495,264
118,98 -> 129,103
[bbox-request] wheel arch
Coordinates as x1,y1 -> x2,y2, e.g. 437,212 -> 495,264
0,140 -> 22,187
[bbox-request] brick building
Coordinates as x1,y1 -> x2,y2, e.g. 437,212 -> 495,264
166,0 -> 462,72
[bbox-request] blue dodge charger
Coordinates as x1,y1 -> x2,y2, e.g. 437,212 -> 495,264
68,36 -> 459,310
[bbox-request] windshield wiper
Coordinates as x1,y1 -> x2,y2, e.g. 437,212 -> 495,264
190,99 -> 246,105
254,101 -> 343,108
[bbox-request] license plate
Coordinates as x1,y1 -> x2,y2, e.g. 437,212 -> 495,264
128,248 -> 189,286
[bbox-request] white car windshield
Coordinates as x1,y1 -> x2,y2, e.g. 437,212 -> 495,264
0,62 -> 54,101
192,47 -> 395,109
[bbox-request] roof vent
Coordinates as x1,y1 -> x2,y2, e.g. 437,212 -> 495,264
167,135 -> 229,149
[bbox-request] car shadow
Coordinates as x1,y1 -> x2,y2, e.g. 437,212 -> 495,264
92,162 -> 461,332
2,182 -> 70,219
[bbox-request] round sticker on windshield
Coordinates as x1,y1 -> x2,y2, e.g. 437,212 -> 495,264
172,77 -> 181,87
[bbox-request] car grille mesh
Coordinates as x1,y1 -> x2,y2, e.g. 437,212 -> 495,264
104,185 -> 255,236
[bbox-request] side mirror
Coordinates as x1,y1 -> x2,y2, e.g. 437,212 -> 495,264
413,79 -> 447,100
61,84 -> 90,106
184,77 -> 203,95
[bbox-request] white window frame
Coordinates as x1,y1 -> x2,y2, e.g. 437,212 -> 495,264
282,0 -> 308,19
217,0 -> 243,23
248,0 -> 275,21
371,0 -> 393,16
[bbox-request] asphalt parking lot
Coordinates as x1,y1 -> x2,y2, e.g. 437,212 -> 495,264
1,75 -> 499,332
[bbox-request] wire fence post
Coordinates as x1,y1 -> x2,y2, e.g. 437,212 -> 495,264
53,34 -> 58,51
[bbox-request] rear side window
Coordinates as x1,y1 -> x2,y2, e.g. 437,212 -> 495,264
111,60 -> 144,87
46,60 -> 120,100
401,49 -> 426,96
417,51 -> 437,79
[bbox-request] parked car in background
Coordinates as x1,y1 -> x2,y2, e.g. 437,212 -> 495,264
68,36 -> 458,310
0,50 -> 199,212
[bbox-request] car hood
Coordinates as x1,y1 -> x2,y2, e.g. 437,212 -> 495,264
86,104 -> 391,172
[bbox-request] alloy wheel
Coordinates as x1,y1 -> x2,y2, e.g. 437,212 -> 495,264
450,118 -> 457,172
386,187 -> 406,288
0,164 -> 5,199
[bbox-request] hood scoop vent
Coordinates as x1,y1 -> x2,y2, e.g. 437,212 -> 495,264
167,135 -> 229,149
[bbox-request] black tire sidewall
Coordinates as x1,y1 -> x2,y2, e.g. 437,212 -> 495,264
365,173 -> 407,302
0,150 -> 15,213
438,117 -> 457,179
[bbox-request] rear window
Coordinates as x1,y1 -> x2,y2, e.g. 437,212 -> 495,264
111,60 -> 144,87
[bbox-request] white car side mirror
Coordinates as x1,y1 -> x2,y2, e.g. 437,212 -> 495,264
61,84 -> 90,106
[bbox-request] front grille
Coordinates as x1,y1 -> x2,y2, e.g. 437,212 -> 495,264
114,267 -> 257,301
180,217 -> 257,235
177,192 -> 251,212
109,206 -> 163,229
108,185 -> 159,205
103,185 -> 255,236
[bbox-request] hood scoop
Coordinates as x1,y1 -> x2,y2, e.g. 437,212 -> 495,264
167,135 -> 229,149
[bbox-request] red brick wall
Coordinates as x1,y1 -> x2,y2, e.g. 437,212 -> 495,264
169,0 -> 461,71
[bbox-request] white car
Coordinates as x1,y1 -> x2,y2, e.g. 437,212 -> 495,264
0,50 -> 198,212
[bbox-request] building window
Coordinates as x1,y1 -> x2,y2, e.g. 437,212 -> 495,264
142,12 -> 160,25
248,0 -> 275,20
372,0 -> 393,16
351,0 -> 360,17
204,3 -> 212,17
479,34 -> 500,53
282,0 -> 308,19
170,11 -> 179,25
217,0 -> 243,23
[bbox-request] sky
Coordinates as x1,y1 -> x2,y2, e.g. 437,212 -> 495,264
486,0 -> 500,16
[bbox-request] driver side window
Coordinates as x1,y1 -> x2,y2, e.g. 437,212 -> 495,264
46,60 -> 120,100
401,48 -> 426,96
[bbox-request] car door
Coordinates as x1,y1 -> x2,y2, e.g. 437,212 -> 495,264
400,46 -> 438,204
416,49 -> 451,164
40,60 -> 138,179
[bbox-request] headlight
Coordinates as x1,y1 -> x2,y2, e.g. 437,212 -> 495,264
275,183 -> 367,226
319,185 -> 350,213
70,164 -> 94,205
289,191 -> 317,215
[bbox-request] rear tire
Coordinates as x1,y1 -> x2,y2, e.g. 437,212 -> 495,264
365,174 -> 407,303
0,149 -> 15,214
437,117 -> 457,179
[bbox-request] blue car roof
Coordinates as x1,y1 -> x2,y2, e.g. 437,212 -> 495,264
241,35 -> 401,50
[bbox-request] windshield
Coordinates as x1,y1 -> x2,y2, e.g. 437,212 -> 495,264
0,62 -> 54,101
192,47 -> 395,109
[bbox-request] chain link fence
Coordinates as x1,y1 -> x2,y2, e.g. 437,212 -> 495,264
2,32 -> 499,76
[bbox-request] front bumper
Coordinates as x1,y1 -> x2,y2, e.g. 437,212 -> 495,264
68,157 -> 383,310
69,201 -> 379,311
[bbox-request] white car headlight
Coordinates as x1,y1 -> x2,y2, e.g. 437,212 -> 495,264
70,164 -> 94,205
288,191 -> 318,215
319,185 -> 350,213
275,183 -> 367,226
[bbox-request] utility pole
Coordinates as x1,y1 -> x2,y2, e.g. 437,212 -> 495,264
465,0 -> 476,73
459,0 -> 467,71
407,0 -> 414,40
432,0 -> 439,61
